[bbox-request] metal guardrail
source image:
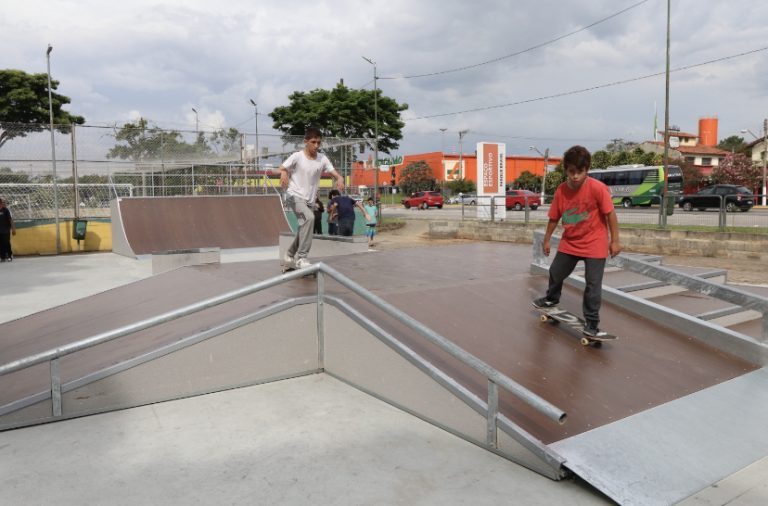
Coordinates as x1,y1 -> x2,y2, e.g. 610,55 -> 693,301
0,262 -> 566,436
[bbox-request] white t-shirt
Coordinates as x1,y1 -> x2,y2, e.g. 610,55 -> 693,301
282,150 -> 337,203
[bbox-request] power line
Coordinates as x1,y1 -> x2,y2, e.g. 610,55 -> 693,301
380,0 -> 650,80
409,45 -> 768,120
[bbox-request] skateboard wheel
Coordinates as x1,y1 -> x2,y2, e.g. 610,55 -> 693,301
580,337 -> 590,346
540,315 -> 549,322
592,341 -> 603,348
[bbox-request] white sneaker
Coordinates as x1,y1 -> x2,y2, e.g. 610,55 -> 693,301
283,253 -> 294,266
294,257 -> 311,269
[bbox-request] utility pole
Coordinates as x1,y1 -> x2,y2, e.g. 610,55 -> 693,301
362,56 -> 378,202
763,118 -> 767,207
439,128 -> 447,153
249,99 -> 260,189
46,44 -> 61,253
661,0 -> 672,226
458,130 -> 469,180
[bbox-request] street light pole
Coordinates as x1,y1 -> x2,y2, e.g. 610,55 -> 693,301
439,128 -> 447,153
46,44 -> 60,253
362,56 -> 378,202
249,99 -> 260,190
458,130 -> 468,180
529,146 -> 549,198
191,107 -> 198,134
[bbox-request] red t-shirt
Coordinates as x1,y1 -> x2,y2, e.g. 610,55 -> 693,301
548,176 -> 614,258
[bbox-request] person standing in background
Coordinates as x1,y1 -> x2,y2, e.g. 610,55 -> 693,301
0,197 -> 16,262
313,196 -> 325,235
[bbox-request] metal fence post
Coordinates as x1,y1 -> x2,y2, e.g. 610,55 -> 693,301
317,271 -> 325,370
486,380 -> 499,448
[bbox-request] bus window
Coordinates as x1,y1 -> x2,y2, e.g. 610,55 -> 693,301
629,171 -> 646,185
615,172 -> 629,185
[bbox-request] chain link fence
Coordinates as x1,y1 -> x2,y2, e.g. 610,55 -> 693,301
0,122 -> 367,219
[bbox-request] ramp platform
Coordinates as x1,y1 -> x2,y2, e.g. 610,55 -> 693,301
111,195 -> 290,257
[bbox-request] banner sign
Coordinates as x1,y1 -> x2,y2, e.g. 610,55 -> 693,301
476,142 -> 506,220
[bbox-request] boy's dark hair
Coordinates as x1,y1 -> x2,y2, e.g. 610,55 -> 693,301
563,145 -> 591,170
329,189 -> 340,198
304,127 -> 323,140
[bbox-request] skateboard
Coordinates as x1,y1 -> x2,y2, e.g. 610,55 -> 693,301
280,263 -> 317,278
532,303 -> 617,347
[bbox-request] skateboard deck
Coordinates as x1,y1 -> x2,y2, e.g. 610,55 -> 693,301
532,303 -> 617,347
281,263 -> 317,277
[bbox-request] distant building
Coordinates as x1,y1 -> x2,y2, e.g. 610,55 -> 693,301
639,117 -> 729,177
350,150 -> 561,190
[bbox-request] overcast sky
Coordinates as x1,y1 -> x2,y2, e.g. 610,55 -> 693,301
2,0 -> 767,159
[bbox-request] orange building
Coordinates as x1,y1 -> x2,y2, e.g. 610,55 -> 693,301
350,150 -> 561,188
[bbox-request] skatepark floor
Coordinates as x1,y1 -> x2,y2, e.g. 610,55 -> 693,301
1,245 -> 767,505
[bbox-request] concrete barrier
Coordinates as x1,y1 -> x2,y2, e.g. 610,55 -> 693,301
427,221 -> 768,261
151,247 -> 221,275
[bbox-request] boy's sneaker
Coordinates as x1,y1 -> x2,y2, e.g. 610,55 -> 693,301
294,257 -> 311,269
582,324 -> 607,338
283,253 -> 294,267
532,297 -> 557,309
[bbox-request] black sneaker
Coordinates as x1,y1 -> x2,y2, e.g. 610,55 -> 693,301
582,324 -> 607,338
533,297 -> 557,309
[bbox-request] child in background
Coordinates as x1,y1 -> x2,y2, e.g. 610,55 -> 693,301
363,197 -> 378,248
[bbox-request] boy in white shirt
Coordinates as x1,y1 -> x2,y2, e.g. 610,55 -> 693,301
279,127 -> 344,269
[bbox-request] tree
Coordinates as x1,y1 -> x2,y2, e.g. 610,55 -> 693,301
446,178 -> 476,194
398,160 -> 437,195
269,83 -> 408,154
677,159 -> 705,193
717,135 -> 748,155
0,69 -> 84,149
710,153 -> 761,190
513,170 -> 540,191
107,118 -> 206,161
208,127 -> 241,156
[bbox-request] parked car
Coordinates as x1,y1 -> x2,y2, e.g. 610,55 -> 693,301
459,194 -> 478,205
678,184 -> 754,212
401,191 -> 444,209
505,190 -> 541,211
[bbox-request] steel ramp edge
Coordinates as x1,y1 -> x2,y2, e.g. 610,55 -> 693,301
1,290 -> 571,481
550,367 -> 768,506
0,297 -> 318,430
324,295 -> 568,480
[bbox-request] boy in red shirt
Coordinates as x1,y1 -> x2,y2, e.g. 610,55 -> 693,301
533,145 -> 621,337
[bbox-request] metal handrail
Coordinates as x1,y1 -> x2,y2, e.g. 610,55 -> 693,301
0,262 -> 566,426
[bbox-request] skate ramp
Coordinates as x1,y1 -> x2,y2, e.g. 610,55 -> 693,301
111,195 -> 290,257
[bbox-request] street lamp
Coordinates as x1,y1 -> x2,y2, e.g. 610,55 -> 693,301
249,99 -> 260,176
191,107 -> 198,134
46,44 -> 61,253
741,120 -> 768,206
458,130 -> 469,180
362,56 -> 378,202
439,128 -> 447,153
530,146 -> 550,199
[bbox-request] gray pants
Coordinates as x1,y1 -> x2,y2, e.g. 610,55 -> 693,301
285,195 -> 315,259
545,251 -> 606,326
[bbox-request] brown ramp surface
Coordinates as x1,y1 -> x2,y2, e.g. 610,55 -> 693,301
115,195 -> 290,255
0,243 -> 757,445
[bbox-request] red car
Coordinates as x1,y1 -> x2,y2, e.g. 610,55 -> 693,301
506,190 -> 540,210
401,191 -> 444,209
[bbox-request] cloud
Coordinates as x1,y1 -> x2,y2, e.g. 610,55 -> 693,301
1,0 -> 767,158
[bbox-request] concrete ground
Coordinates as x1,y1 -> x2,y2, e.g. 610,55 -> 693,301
1,231 -> 767,505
